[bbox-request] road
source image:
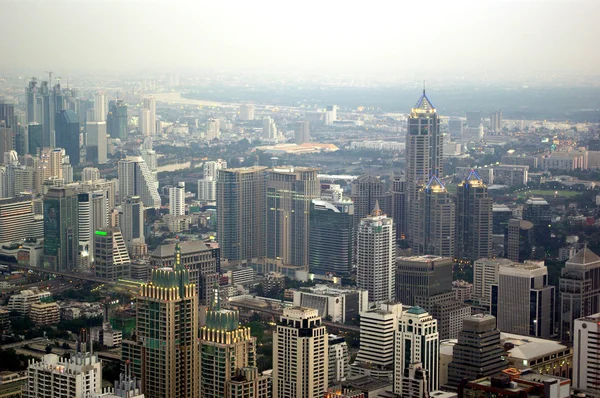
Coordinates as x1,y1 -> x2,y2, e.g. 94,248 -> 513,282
7,263 -> 116,286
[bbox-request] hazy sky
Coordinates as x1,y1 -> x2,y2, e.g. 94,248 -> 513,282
1,0 -> 599,79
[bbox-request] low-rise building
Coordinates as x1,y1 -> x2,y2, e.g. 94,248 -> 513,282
458,369 -> 570,398
292,284 -> 369,323
29,301 -> 60,326
91,322 -> 123,348
8,289 -> 51,314
0,371 -> 27,398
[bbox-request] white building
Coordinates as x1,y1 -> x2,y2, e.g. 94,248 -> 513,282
291,285 -> 369,323
357,202 -> 396,305
328,335 -> 349,386
198,159 -> 227,201
573,313 -> 600,395
118,156 -> 160,208
263,117 -> 278,140
138,108 -> 151,136
169,182 -> 185,216
273,307 -> 328,398
239,104 -> 255,121
473,258 -> 514,308
143,96 -> 156,135
119,196 -> 145,251
8,289 -> 51,314
402,362 -> 429,398
325,105 -> 337,126
394,306 -> 439,394
86,121 -> 108,164
206,118 -> 221,140
350,141 -> 405,152
82,167 -> 100,182
94,92 -> 106,122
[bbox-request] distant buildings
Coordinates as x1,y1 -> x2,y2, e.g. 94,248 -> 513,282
291,284 -> 369,323
295,121 -> 310,144
396,255 -> 453,307
117,156 -> 160,209
239,104 -> 255,121
324,105 -> 337,125
169,181 -> 185,216
198,159 -> 227,202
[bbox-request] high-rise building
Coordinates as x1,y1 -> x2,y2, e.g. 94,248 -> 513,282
55,109 -> 80,165
107,99 -> 128,139
412,176 -> 455,257
273,307 -> 328,398
43,186 -> 78,271
119,196 -> 144,251
169,182 -> 185,216
0,197 -> 36,243
0,125 -> 13,160
325,105 -> 337,125
396,255 -> 453,307
401,362 -> 429,398
217,166 -> 267,263
328,335 -> 349,386
492,204 -> 512,235
448,118 -> 463,137
505,219 -> 534,262
86,121 -> 108,164
143,97 -> 156,135
26,78 -> 38,124
456,170 -> 492,261
27,123 -> 43,156
394,306 -> 439,394
559,247 -> 600,343
199,288 -> 257,398
206,118 -> 221,140
391,172 -> 407,241
295,121 -> 310,144
239,104 -> 255,121
118,156 -> 161,208
199,159 -> 228,201
94,228 -> 130,281
490,110 -> 503,133
446,314 -> 507,388
356,202 -> 396,304
138,108 -> 151,136
492,261 -> 555,338
263,117 -> 277,140
82,167 -> 100,182
405,90 -> 443,244
134,244 -> 199,398
40,81 -> 53,147
350,175 -> 392,227
466,111 -> 482,128
94,92 -> 106,122
573,313 -> 600,395
472,258 -> 514,309
308,199 -> 354,277
523,197 -> 552,257
204,159 -> 228,180
267,167 -> 320,267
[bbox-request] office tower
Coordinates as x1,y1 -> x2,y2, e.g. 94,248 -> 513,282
492,204 -> 512,235
118,156 -> 161,208
523,197 -> 552,257
94,92 -> 106,122
107,99 -> 128,139
198,159 -> 228,201
492,261 -> 555,338
356,202 -> 396,304
204,158 -> 228,179
466,111 -> 482,128
295,121 -> 310,144
82,167 -> 100,182
40,81 -> 53,147
38,148 -> 63,183
505,219 -> 534,262
273,307 -> 328,398
27,123 -> 42,156
263,117 -> 277,139
199,288 -> 257,398
150,241 -> 218,305
86,121 -> 108,164
308,199 -> 354,277
325,105 -> 337,125
143,96 -> 156,135
266,167 -> 319,267
55,109 -> 80,165
120,196 -> 144,251
401,363 -> 430,398
217,166 -> 267,263
472,258 -> 514,309
26,78 -> 38,123
328,335 -> 349,386
138,108 -> 151,135
206,118 -> 220,140
52,83 -> 65,114
396,255 -> 453,306
446,314 -> 507,388
405,90 -> 442,244
135,244 -> 199,398
94,227 -> 130,281
456,170 -> 492,261
77,190 -> 108,266
412,176 -> 455,257
169,182 -> 185,216
43,186 -> 78,271
239,104 -> 255,121
394,306 -> 439,394
24,340 -> 102,398
448,118 -> 463,137
0,197 -> 36,243
0,125 -> 13,159
573,313 -> 600,394
490,110 -> 503,132
354,303 -> 402,378
391,172 -> 407,241
350,175 -> 391,225
559,247 -> 600,343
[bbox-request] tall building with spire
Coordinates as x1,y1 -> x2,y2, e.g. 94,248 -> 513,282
134,244 -> 199,398
356,201 -> 396,304
456,170 -> 492,261
405,90 -> 443,244
350,174 -> 392,227
412,176 -> 456,257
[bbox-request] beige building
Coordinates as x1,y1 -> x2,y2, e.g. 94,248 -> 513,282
29,301 -> 60,326
473,258 -> 514,308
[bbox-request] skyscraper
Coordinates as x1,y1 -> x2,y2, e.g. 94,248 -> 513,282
505,219 -> 534,262
206,118 -> 221,140
295,121 -> 310,144
26,78 -> 38,124
559,247 -> 600,343
490,110 -> 503,133
266,167 -> 320,268
119,196 -> 144,251
143,96 -> 156,135
94,227 -> 130,281
390,172 -> 407,241
138,108 -> 151,136
573,313 -> 600,395
263,117 -> 277,140
40,81 -> 53,147
118,156 -> 161,208
94,92 -> 107,122
273,307 -> 328,398
394,306 -> 439,394
325,105 -> 337,125
107,99 -> 128,139
492,261 -> 555,338
200,287 -> 258,398
43,186 -> 78,271
350,174 -> 392,226
135,244 -> 199,398
239,104 -> 255,121
169,182 -> 185,216
55,109 -> 80,165
328,335 -> 349,386
466,111 -> 482,128
472,258 -> 514,309
523,197 -> 552,257
396,255 -> 453,307
356,202 -> 396,304
217,166 -> 267,263
27,123 -> 42,156
446,314 -> 507,388
456,170 -> 492,261
412,176 -> 455,257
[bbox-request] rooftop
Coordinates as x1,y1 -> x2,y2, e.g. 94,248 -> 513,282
151,240 -> 210,257
567,247 -> 600,266
501,332 -> 569,360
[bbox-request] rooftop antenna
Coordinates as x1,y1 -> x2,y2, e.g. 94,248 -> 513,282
423,80 -> 426,95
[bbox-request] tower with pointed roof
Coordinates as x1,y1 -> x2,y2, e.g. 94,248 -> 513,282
356,203 -> 396,304
559,246 -> 600,342
412,176 -> 456,257
405,89 -> 443,245
456,170 -> 493,261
